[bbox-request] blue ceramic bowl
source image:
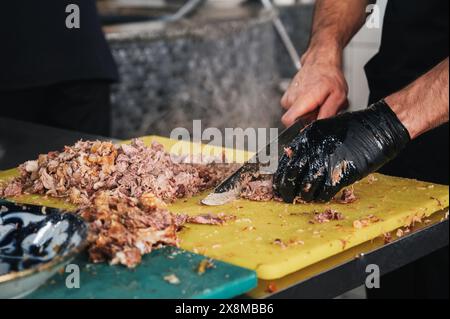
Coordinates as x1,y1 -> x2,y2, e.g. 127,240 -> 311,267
0,200 -> 87,298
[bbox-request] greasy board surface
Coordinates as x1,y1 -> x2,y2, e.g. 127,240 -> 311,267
172,176 -> 449,280
27,247 -> 257,299
1,136 -> 449,280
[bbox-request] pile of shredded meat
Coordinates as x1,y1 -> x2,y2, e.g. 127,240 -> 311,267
1,139 -> 236,204
82,191 -> 179,267
81,191 -> 233,267
0,139 -> 238,267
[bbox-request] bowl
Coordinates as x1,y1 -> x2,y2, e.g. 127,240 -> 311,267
0,200 -> 87,299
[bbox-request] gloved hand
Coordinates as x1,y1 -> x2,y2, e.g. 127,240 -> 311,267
274,100 -> 411,203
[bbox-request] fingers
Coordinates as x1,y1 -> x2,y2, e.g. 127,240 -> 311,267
280,65 -> 348,126
280,90 -> 292,110
278,155 -> 308,203
273,154 -> 290,196
275,137 -> 308,202
316,159 -> 358,202
299,157 -> 326,202
273,133 -> 303,196
281,90 -> 327,127
280,78 -> 301,110
316,181 -> 343,203
317,91 -> 348,120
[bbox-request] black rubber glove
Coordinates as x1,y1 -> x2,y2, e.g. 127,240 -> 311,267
273,100 -> 411,203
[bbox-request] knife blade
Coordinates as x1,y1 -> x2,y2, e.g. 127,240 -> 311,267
201,118 -> 310,206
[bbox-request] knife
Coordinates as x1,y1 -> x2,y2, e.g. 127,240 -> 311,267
201,118 -> 310,206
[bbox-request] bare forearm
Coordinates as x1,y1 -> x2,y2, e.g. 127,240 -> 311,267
386,58 -> 449,139
304,0 -> 373,65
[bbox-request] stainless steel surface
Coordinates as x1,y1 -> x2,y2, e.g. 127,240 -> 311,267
202,118 -> 307,206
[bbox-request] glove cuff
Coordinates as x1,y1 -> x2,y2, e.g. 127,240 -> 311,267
365,99 -> 411,162
372,99 -> 411,141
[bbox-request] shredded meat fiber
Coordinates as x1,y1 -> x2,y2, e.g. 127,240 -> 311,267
310,209 -> 344,224
337,188 -> 358,204
240,175 -> 275,202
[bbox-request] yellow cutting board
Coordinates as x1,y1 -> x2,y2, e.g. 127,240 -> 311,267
1,136 -> 448,280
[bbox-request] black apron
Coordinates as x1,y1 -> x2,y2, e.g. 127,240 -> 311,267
365,0 -> 449,185
0,0 -> 118,90
365,0 -> 449,299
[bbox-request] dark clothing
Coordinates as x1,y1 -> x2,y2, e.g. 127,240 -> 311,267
0,81 -> 111,136
365,0 -> 449,186
367,247 -> 449,299
366,0 -> 449,103
0,1 -> 117,135
365,0 -> 449,299
0,0 -> 118,90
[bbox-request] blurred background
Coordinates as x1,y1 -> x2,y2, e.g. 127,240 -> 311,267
95,0 -> 387,139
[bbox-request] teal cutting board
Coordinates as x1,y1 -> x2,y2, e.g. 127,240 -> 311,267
28,247 -> 257,299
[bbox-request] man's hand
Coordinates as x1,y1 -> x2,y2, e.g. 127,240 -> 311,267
281,48 -> 348,126
280,0 -> 373,127
274,100 -> 410,203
